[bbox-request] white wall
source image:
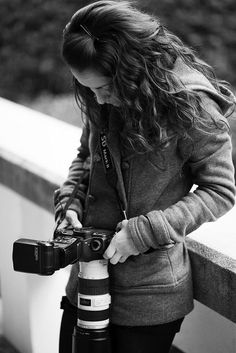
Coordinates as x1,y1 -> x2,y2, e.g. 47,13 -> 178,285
0,184 -> 71,353
0,97 -> 81,353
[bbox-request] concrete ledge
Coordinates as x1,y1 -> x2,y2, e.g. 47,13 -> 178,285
187,238 -> 236,323
0,155 -> 57,213
0,97 -> 81,211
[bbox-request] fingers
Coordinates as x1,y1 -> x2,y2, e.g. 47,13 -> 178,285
103,242 -> 120,264
67,210 -> 83,229
118,255 -> 128,263
103,241 -> 116,260
116,219 -> 128,231
57,210 -> 82,230
109,252 -> 121,265
104,249 -> 126,265
57,218 -> 69,230
103,241 -> 128,265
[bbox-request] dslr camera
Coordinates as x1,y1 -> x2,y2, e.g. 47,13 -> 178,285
13,226 -> 114,352
12,227 -> 113,276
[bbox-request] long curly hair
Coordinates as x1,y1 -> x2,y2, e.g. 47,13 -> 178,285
62,0 -> 232,153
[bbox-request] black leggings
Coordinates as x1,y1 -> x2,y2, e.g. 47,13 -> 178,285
59,296 -> 183,353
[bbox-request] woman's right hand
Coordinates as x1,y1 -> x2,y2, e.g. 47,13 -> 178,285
57,210 -> 83,230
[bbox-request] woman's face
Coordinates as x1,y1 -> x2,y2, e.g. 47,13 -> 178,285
71,68 -> 120,106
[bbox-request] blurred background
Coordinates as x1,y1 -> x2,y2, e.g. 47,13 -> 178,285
0,2 -> 236,352
0,0 -> 235,128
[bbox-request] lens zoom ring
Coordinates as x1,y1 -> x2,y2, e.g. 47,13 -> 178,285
78,278 -> 109,295
78,308 -> 110,321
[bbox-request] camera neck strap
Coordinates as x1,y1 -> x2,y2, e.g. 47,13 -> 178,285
99,130 -> 127,220
55,127 -> 127,234
54,168 -> 88,233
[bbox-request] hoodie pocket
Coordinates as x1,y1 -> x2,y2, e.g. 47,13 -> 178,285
109,247 -> 177,290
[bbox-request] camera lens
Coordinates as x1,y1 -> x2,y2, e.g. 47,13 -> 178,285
90,239 -> 102,252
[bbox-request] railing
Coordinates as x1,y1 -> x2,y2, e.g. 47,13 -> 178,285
0,98 -> 236,353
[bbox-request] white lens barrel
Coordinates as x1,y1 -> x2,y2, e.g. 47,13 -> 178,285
77,260 -> 111,329
79,294 -> 111,311
79,259 -> 109,279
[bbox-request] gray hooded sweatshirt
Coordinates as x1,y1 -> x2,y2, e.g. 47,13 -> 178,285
55,58 -> 236,325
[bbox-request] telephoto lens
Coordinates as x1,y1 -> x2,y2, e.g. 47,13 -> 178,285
72,259 -> 111,353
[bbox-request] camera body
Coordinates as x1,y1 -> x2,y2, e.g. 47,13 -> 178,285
12,227 -> 113,275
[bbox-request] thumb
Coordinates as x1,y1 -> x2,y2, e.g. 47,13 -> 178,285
66,210 -> 83,229
116,219 -> 128,231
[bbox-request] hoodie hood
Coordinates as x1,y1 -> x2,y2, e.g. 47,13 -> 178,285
173,58 -> 236,119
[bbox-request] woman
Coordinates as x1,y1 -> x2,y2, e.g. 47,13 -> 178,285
54,1 -> 236,352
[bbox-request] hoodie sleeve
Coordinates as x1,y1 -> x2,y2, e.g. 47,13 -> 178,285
54,122 -> 90,221
128,94 -> 236,253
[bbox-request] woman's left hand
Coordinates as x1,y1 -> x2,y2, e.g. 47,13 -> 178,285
103,220 -> 139,264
